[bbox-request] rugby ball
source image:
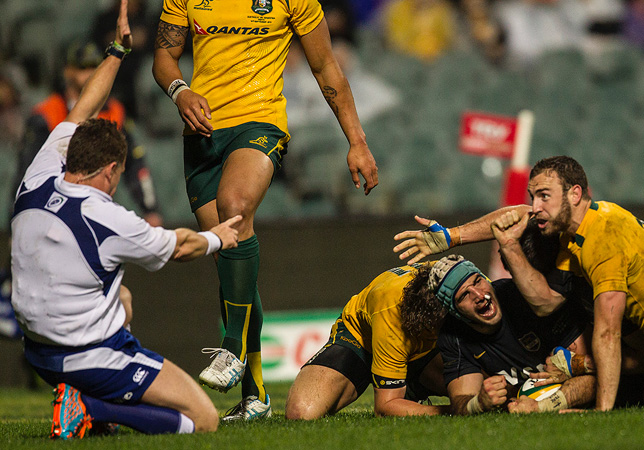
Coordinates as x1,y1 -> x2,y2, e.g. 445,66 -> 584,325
517,378 -> 561,401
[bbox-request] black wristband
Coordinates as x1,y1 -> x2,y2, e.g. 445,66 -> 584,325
104,41 -> 131,60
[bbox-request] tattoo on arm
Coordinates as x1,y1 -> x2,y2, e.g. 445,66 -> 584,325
155,21 -> 189,50
322,86 -> 339,116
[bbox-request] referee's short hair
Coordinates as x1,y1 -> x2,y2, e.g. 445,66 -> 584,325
67,118 -> 127,175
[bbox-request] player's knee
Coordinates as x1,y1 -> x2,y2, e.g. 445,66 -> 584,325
193,404 -> 219,432
216,195 -> 254,223
285,397 -> 322,421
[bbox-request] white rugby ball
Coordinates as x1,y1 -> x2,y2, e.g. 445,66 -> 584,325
517,378 -> 561,401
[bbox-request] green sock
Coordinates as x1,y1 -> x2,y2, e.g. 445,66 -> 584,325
241,291 -> 266,402
217,236 -> 259,362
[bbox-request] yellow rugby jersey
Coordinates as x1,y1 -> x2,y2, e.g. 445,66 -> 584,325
563,201 -> 644,329
161,0 -> 324,135
341,263 -> 438,381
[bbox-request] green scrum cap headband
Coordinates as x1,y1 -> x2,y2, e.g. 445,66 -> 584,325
430,256 -> 485,321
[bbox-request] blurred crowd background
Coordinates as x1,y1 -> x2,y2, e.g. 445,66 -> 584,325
1,0 -> 644,230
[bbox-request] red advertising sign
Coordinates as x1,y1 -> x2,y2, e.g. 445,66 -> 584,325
459,111 -> 518,159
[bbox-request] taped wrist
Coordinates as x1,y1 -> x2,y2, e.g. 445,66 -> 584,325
422,220 -> 453,253
537,390 -> 568,412
550,346 -> 574,378
198,231 -> 222,255
167,79 -> 190,103
466,394 -> 483,414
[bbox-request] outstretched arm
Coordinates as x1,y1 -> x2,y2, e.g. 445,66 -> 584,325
171,215 -> 241,261
508,375 -> 596,413
299,19 -> 378,195
394,205 -> 531,264
66,0 -> 132,124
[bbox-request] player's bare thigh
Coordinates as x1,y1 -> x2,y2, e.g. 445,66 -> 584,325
195,148 -> 274,240
141,359 -> 219,432
285,365 -> 359,420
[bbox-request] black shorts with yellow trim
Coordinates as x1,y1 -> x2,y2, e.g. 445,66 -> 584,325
304,317 -> 372,396
304,317 -> 440,402
183,121 -> 289,212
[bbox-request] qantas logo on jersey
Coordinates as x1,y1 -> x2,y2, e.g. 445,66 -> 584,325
193,19 -> 269,36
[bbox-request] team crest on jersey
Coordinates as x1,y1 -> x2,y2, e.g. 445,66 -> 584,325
251,0 -> 272,15
518,332 -> 541,352
194,0 -> 213,11
44,192 -> 68,213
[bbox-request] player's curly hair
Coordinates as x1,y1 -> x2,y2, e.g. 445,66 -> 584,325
399,264 -> 448,337
530,156 -> 590,200
67,118 -> 127,175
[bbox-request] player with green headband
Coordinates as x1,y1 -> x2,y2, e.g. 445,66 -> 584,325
430,255 -> 595,414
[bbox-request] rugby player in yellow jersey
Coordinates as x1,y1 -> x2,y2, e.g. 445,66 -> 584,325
285,263 -> 449,419
152,0 -> 378,421
394,155 -> 644,412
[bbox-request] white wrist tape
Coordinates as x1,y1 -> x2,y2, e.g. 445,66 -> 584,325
198,231 -> 222,255
537,390 -> 568,412
167,79 -> 190,103
466,394 -> 483,414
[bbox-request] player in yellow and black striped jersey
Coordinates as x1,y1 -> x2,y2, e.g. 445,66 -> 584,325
285,262 -> 450,419
153,0 -> 378,421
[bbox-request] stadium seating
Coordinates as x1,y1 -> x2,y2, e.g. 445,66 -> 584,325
3,6 -> 644,226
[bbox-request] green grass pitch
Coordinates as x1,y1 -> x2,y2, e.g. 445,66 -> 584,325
2,381 -> 644,449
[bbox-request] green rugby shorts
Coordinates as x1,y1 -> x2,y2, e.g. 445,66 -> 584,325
183,122 -> 288,212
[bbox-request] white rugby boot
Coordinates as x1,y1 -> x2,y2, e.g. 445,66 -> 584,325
221,394 -> 272,422
199,348 -> 246,392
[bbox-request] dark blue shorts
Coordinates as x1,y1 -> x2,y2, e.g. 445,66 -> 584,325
24,328 -> 164,404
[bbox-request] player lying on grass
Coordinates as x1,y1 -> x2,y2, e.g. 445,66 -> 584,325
10,1 -> 240,439
433,254 -> 595,414
394,155 -> 644,411
285,262 -> 449,419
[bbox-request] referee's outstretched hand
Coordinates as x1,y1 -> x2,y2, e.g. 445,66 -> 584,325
116,0 -> 132,50
211,215 -> 242,250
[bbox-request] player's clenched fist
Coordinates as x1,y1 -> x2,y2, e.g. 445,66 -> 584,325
479,375 -> 508,411
491,210 -> 529,249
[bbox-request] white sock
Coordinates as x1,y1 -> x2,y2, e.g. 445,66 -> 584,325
177,413 -> 195,434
